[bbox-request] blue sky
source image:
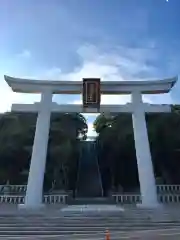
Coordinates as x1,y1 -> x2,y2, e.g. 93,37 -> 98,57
0,0 -> 180,135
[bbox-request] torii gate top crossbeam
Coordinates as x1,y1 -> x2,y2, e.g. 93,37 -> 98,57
4,75 -> 177,94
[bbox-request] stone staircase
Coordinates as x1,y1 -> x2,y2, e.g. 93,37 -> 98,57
0,205 -> 180,239
76,141 -> 103,198
68,197 -> 115,205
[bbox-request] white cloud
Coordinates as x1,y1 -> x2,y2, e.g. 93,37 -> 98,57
67,45 -> 174,106
0,44 -> 176,136
0,78 -> 17,112
65,45 -> 175,136
17,50 -> 31,59
0,49 -> 33,112
0,76 -> 40,112
38,67 -> 62,79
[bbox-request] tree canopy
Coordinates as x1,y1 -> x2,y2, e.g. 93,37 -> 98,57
1,105 -> 180,195
0,112 -> 87,193
94,105 -> 180,193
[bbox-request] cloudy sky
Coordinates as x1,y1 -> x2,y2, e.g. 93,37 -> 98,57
0,0 -> 180,136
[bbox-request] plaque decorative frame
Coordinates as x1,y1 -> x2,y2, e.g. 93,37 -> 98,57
83,78 -> 101,109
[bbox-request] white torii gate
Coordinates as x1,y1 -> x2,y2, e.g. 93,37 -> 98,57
4,75 -> 177,209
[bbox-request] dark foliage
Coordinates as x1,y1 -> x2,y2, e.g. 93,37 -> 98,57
0,112 -> 87,193
94,105 -> 180,193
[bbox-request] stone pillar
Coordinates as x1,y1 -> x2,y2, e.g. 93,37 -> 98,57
19,90 -> 52,209
131,91 -> 158,208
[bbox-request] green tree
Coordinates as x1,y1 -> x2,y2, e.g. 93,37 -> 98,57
0,112 -> 88,192
94,106 -> 180,193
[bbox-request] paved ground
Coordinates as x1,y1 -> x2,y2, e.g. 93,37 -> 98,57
0,228 -> 179,240
117,228 -> 180,239
0,204 -> 179,239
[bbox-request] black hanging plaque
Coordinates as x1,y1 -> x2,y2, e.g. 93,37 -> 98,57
83,78 -> 101,109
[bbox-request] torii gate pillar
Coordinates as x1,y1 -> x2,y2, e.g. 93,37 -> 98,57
132,91 -> 158,207
22,90 -> 52,208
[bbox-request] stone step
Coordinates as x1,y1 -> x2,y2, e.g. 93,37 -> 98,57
0,225 -> 178,236
0,221 -> 177,227
0,226 -> 174,231
1,207 -> 180,215
0,220 -> 175,225
0,214 -> 176,219
0,217 -> 176,223
0,222 -> 178,229
0,214 -> 178,220
0,212 -> 179,238
7,211 -> 180,215
0,205 -> 180,239
0,219 -> 178,225
68,198 -> 115,205
0,219 -> 178,224
0,215 -> 164,219
0,221 -> 176,227
0,214 -> 179,218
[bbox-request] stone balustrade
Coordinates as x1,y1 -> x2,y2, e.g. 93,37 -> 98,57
112,194 -> 180,204
157,184 -> 180,193
112,194 -> 141,204
0,194 -> 68,204
158,194 -> 180,203
0,184 -> 180,205
0,195 -> 25,204
44,194 -> 68,204
1,184 -> 180,195
0,185 -> 27,194
1,193 -> 180,205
